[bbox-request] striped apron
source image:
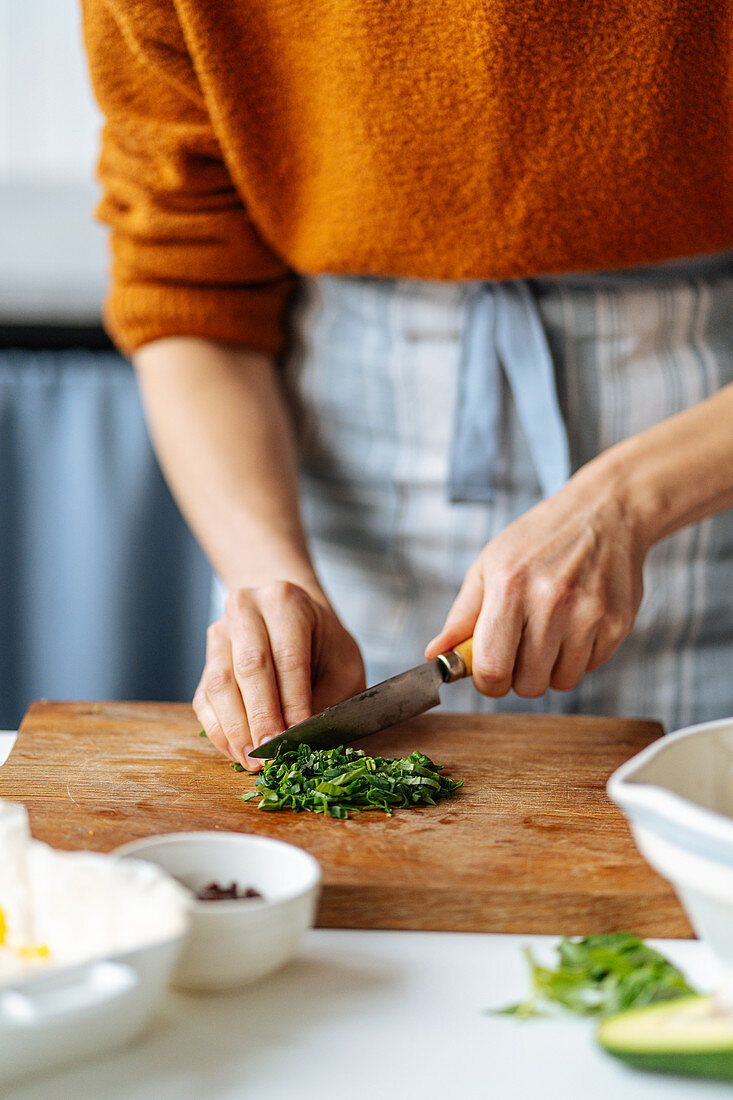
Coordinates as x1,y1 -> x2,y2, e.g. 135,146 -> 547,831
276,254 -> 733,733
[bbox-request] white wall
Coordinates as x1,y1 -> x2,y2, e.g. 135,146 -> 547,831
0,0 -> 102,184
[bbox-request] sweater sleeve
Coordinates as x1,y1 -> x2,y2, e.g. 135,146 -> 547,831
81,0 -> 295,356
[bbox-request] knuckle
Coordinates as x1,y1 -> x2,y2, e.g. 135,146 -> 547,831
233,647 -> 268,679
603,611 -> 631,644
203,667 -> 235,695
474,658 -> 511,685
220,721 -> 246,745
496,567 -> 525,599
344,655 -> 366,685
272,645 -> 307,675
260,579 -> 303,606
576,594 -> 606,631
473,664 -> 512,697
534,574 -> 569,608
246,706 -> 280,732
225,588 -> 255,619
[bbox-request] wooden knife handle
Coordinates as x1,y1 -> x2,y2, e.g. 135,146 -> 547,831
437,637 -> 473,682
453,637 -> 473,676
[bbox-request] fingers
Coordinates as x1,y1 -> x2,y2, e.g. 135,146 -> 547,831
587,610 -> 634,672
239,583 -> 314,732
470,602 -> 632,699
199,618 -> 256,768
471,597 -> 524,697
431,568 -> 632,700
226,594 -> 286,760
428,563 -> 527,698
511,611 -> 566,699
193,581 -> 364,773
425,569 -> 483,660
192,686 -> 236,763
428,478 -> 645,700
472,586 -> 608,698
549,635 -> 596,693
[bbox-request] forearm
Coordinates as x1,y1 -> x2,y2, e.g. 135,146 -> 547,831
133,337 -> 324,600
581,382 -> 733,547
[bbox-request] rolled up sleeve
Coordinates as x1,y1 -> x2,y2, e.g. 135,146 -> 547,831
81,0 -> 295,356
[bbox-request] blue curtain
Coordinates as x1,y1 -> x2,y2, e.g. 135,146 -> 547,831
0,349 -> 212,730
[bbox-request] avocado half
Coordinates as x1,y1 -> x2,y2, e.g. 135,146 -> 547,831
598,995 -> 733,1080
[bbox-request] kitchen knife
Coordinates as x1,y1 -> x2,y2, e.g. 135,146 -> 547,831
248,638 -> 473,759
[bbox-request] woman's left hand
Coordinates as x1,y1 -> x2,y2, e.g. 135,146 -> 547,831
425,466 -> 650,698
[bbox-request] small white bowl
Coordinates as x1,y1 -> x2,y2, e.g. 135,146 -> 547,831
114,832 -> 321,992
608,717 -> 733,967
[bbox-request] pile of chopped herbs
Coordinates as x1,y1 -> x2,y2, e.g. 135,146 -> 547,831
496,933 -> 697,1019
234,741 -> 463,819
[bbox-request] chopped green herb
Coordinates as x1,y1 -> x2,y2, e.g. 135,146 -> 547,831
237,741 -> 462,819
496,934 -> 697,1019
198,730 -> 207,738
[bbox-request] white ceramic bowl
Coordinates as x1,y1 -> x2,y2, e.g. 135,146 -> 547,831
608,717 -> 733,966
0,933 -> 183,1087
114,832 -> 321,992
0,806 -> 188,1087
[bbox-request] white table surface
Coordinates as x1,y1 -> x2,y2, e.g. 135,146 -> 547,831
1,731 -> 730,1099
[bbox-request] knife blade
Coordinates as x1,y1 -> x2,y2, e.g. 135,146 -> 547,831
248,637 -> 473,759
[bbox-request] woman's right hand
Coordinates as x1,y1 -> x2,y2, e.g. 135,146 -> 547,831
193,581 -> 366,770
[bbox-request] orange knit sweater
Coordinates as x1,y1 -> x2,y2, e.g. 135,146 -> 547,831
82,0 -> 732,356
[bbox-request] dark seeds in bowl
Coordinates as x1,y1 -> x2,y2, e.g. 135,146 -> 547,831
193,881 -> 264,902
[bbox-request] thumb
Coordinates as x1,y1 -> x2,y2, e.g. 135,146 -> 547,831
425,568 -> 483,660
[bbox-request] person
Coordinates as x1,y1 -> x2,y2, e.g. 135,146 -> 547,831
82,0 -> 733,771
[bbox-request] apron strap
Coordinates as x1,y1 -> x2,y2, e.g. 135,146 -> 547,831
448,280 -> 570,503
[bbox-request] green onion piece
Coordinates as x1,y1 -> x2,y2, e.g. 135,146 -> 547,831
236,741 -> 462,820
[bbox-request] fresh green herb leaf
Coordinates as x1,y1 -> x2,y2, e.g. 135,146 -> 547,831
198,730 -> 207,738
238,741 -> 462,819
230,762 -> 246,772
495,934 -> 697,1019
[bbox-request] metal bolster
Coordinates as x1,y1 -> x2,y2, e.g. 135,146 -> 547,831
437,649 -> 467,683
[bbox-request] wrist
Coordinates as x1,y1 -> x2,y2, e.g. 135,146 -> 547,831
572,384 -> 733,551
221,551 -> 329,608
579,437 -> 678,553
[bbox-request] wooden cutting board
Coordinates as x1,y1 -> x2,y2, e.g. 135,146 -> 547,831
0,701 -> 692,936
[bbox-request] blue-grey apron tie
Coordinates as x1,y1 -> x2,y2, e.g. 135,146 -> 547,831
448,280 -> 571,503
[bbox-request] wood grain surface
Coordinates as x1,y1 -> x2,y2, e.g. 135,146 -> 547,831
0,701 -> 693,936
